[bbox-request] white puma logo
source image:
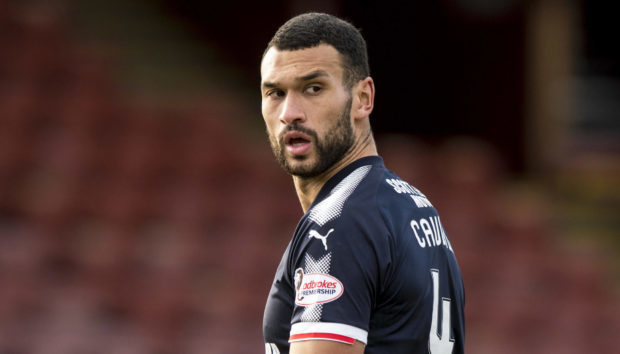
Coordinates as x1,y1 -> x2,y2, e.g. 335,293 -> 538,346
308,228 -> 334,251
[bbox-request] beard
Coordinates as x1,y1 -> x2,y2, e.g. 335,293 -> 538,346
268,97 -> 354,178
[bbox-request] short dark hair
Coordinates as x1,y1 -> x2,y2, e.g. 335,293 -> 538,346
264,12 -> 370,89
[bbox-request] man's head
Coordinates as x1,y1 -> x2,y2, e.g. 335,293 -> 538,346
261,13 -> 375,179
264,12 -> 370,90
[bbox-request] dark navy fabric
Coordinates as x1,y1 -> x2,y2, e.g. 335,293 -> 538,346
263,156 -> 465,353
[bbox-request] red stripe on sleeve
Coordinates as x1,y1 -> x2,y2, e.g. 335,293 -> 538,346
289,332 -> 356,344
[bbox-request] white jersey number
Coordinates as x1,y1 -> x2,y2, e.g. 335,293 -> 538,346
265,343 -> 280,354
429,269 -> 454,354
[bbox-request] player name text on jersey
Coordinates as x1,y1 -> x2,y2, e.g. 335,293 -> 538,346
410,216 -> 454,252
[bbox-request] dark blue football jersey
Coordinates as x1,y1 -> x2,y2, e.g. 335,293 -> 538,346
263,156 -> 465,354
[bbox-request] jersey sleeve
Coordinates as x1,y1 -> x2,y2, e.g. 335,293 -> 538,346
288,198 -> 391,345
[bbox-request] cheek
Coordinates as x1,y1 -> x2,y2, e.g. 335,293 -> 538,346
262,102 -> 278,124
261,109 -> 273,127
262,114 -> 278,139
263,115 -> 277,133
316,102 -> 345,126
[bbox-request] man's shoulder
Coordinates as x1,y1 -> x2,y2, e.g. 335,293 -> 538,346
307,159 -> 432,227
379,173 -> 434,208
340,159 -> 432,208
305,159 -> 381,226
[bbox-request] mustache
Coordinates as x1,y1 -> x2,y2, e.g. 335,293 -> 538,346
278,124 -> 318,143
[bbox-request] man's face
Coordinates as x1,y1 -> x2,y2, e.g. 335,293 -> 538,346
260,44 -> 354,178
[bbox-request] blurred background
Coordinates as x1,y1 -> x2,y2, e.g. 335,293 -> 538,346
0,0 -> 618,353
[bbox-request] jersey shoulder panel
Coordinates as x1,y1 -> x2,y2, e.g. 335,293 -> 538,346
287,159 -> 392,341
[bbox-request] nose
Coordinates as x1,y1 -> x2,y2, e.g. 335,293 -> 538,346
279,93 -> 305,125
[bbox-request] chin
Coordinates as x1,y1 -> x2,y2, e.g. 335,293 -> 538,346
286,159 -> 319,178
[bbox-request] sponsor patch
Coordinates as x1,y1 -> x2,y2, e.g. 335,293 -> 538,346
295,272 -> 343,306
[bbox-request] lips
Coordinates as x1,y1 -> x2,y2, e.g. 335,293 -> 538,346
284,130 -> 312,156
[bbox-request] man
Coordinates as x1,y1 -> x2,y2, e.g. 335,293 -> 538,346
261,13 -> 465,354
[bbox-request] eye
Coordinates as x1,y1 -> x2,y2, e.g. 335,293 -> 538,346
266,89 -> 285,98
304,84 -> 322,95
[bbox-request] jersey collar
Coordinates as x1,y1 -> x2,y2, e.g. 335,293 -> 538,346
309,155 -> 384,210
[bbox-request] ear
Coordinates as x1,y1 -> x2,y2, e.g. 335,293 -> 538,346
351,77 -> 375,121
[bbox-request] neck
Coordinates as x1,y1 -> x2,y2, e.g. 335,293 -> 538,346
293,131 -> 377,213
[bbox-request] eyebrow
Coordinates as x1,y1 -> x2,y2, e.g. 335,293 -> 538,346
262,70 -> 330,90
298,70 -> 329,82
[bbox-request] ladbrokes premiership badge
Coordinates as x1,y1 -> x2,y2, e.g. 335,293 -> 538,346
294,271 -> 343,306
